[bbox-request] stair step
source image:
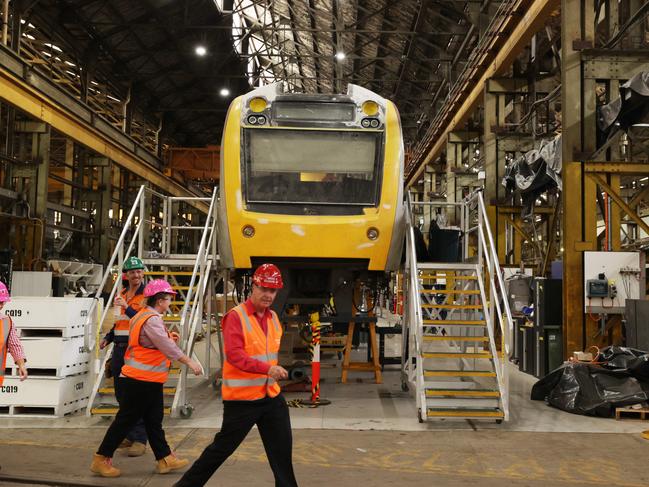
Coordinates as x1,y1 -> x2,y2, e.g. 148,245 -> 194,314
163,315 -> 182,321
425,369 -> 497,377
417,263 -> 477,270
99,387 -> 176,396
426,407 -> 504,419
423,320 -> 486,326
171,301 -> 195,306
420,274 -> 478,280
421,304 -> 482,310
422,352 -> 492,359
426,389 -> 500,398
91,405 -> 171,416
420,289 -> 480,295
172,286 -> 198,291
145,271 -> 199,276
423,335 -> 489,342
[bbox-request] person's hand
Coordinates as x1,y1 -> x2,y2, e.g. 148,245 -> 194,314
18,364 -> 28,381
99,339 -> 109,350
114,296 -> 127,308
268,365 -> 288,381
188,359 -> 203,376
170,332 -> 180,343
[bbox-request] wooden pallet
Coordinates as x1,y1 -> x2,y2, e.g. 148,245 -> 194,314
615,407 -> 649,420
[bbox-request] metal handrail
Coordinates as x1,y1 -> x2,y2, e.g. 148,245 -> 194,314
177,189 -> 218,351
469,190 -> 514,419
86,186 -> 151,416
171,188 -> 218,417
403,193 -> 426,414
475,192 -> 514,352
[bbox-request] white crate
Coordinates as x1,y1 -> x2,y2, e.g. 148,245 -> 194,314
6,336 -> 90,377
0,373 -> 90,417
3,297 -> 96,337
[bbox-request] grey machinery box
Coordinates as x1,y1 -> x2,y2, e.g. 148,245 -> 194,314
624,300 -> 649,351
532,278 -> 563,378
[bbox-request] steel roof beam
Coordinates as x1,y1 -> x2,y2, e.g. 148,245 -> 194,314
406,0 -> 560,185
0,46 -> 208,212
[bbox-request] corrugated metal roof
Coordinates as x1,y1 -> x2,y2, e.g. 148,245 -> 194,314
25,0 -> 478,149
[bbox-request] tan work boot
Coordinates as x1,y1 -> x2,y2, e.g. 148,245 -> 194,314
127,441 -> 147,457
90,454 -> 121,477
117,438 -> 133,449
156,454 -> 189,474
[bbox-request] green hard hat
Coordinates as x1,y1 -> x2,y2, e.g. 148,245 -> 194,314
123,256 -> 145,271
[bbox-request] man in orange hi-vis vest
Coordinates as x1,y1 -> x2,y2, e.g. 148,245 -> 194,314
174,263 -> 299,487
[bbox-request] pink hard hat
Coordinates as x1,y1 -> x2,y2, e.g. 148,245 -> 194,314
0,281 -> 10,303
144,279 -> 177,297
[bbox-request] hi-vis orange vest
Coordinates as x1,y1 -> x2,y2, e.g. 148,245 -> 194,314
121,309 -> 171,383
114,286 -> 145,340
0,316 -> 11,386
222,304 -> 282,401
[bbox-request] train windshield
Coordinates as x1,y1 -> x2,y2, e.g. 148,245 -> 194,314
244,129 -> 382,206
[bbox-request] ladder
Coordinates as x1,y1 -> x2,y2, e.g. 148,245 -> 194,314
401,191 -> 514,423
86,186 -> 221,419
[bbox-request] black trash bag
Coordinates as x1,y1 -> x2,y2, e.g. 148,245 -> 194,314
531,349 -> 649,417
597,346 -> 649,379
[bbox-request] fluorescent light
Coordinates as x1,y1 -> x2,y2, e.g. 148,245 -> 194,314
44,42 -> 62,52
195,45 -> 207,56
335,51 -> 346,61
220,88 -> 230,97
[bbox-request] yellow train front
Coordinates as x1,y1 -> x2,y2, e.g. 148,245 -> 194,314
218,83 -> 404,319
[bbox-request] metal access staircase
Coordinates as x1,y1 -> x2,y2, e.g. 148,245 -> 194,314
86,185 -> 221,419
401,191 -> 514,423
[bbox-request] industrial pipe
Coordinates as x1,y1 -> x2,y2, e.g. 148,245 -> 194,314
2,0 -> 9,46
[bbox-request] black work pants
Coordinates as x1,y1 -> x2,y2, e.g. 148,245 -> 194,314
174,394 -> 298,487
97,377 -> 171,460
111,342 -> 148,444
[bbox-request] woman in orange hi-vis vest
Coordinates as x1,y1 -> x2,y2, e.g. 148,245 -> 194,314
175,264 -> 299,487
91,280 -> 203,478
99,256 -> 148,456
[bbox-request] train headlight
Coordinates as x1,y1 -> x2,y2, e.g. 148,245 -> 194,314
242,225 -> 255,238
370,118 -> 380,128
247,115 -> 258,125
361,118 -> 371,128
367,227 -> 379,240
256,115 -> 266,125
249,97 -> 267,113
362,101 -> 379,116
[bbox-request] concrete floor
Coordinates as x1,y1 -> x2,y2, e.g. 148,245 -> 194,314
2,348 -> 649,486
1,428 -> 649,487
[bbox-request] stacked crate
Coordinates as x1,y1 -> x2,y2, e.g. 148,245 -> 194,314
2,297 -> 97,417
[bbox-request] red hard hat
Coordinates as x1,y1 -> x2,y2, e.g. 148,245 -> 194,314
252,263 -> 283,289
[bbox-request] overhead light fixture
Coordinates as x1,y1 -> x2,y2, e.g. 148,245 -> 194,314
220,88 -> 230,97
335,51 -> 346,61
195,45 -> 207,56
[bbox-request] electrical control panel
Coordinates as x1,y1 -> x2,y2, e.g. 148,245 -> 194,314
584,252 -> 644,314
586,278 -> 610,298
